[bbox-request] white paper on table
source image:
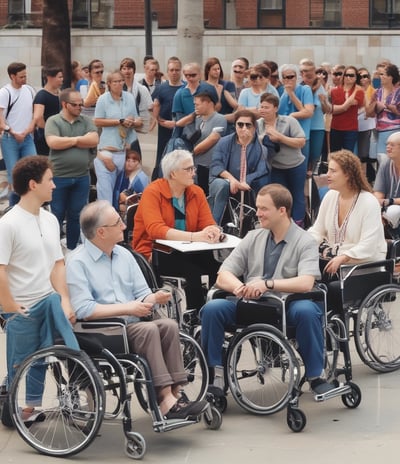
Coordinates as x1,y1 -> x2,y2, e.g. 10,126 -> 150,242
155,233 -> 241,253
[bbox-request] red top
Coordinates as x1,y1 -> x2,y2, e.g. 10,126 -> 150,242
132,179 -> 216,259
331,86 -> 364,131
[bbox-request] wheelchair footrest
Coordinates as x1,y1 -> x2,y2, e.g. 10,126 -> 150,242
313,383 -> 351,402
153,416 -> 200,433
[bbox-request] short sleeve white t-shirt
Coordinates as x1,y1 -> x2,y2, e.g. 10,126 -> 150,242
0,83 -> 35,133
0,205 -> 63,308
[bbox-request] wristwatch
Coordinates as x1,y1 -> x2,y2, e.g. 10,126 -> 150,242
265,279 -> 274,290
4,125 -> 10,132
119,118 -> 125,125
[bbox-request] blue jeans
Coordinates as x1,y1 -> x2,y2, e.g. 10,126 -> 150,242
0,132 -> 37,183
5,293 -> 79,406
309,130 -> 325,168
94,152 -> 126,204
208,178 -> 230,225
51,175 -> 90,249
271,161 -> 307,222
330,129 -> 358,152
200,297 -> 324,378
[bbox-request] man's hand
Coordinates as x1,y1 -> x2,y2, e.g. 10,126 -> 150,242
131,301 -> 153,318
242,279 -> 266,299
61,299 -> 76,325
153,290 -> 172,305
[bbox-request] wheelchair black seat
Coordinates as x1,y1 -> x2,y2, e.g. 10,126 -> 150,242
236,298 -> 282,327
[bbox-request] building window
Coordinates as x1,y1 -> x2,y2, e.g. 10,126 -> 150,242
371,0 -> 400,27
72,0 -> 115,28
258,0 -> 285,28
324,0 -> 341,27
8,0 -> 37,26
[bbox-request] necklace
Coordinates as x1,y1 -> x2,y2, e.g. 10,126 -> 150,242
333,192 -> 359,249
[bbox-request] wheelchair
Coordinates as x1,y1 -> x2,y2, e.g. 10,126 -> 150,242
327,259 -> 400,373
1,317 -> 221,459
203,286 -> 362,433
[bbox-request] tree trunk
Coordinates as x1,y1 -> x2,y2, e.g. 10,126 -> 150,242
41,0 -> 71,87
177,0 -> 204,65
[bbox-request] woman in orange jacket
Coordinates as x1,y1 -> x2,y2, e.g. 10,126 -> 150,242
133,149 -> 223,310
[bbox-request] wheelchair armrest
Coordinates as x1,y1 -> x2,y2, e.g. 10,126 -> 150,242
284,287 -> 327,305
76,318 -> 128,331
206,286 -> 234,302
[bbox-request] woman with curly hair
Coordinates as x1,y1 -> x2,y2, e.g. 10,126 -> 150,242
308,149 -> 386,277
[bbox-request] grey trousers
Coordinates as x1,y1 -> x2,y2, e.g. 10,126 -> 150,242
126,318 -> 187,388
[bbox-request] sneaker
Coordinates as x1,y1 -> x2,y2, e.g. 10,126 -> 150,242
310,377 -> 336,395
165,398 -> 208,420
20,408 -> 46,428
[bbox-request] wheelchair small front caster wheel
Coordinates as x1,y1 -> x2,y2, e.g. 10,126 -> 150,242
287,408 -> 306,433
125,431 -> 146,460
341,382 -> 362,409
203,405 -> 223,430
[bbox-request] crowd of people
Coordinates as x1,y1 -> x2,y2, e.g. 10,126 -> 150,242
1,54 -> 400,426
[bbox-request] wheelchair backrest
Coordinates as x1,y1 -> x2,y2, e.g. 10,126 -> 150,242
340,260 -> 394,306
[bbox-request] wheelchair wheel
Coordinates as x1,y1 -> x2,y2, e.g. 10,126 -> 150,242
341,382 -> 362,409
226,324 -> 300,415
180,332 -> 208,402
9,346 -> 105,457
287,407 -> 306,433
125,431 -> 146,459
355,284 -> 400,373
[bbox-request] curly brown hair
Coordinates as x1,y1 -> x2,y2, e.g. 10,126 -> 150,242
329,150 -> 372,193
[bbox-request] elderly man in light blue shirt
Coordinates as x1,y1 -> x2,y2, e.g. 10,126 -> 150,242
66,200 -> 207,420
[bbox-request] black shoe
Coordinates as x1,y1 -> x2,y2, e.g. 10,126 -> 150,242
310,378 -> 336,395
1,399 -> 13,428
165,399 -> 208,420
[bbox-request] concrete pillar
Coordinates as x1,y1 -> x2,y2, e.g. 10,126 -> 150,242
177,0 -> 204,65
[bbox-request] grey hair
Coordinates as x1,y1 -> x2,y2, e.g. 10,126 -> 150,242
161,149 -> 194,179
279,64 -> 299,80
80,200 -> 113,240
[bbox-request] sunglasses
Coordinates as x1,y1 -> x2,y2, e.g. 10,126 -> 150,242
184,73 -> 197,78
282,75 -> 296,80
316,71 -> 328,76
359,74 -> 370,79
344,73 -> 356,78
67,102 -> 84,108
236,121 -> 253,129
333,71 -> 343,77
250,74 -> 263,80
94,70 -> 104,75
270,73 -> 279,78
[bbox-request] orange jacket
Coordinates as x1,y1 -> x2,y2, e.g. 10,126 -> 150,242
132,179 -> 216,259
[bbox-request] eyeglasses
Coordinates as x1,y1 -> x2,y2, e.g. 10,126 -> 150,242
100,216 -> 124,228
250,74 -> 263,81
270,73 -> 279,78
359,74 -> 370,79
181,165 -> 197,173
184,73 -> 197,78
67,102 -> 84,108
94,70 -> 104,75
282,75 -> 296,80
333,71 -> 343,77
236,122 -> 253,129
344,73 -> 356,78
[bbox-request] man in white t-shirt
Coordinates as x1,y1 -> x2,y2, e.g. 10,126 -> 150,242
0,156 -> 78,427
0,62 -> 37,205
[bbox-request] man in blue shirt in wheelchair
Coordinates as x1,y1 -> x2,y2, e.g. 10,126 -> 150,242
201,183 -> 336,395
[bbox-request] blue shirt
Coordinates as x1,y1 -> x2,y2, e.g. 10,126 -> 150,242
172,82 -> 218,118
278,84 -> 313,139
95,90 -> 139,150
66,240 -> 151,321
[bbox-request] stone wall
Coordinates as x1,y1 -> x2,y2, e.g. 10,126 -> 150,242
0,28 -> 399,88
